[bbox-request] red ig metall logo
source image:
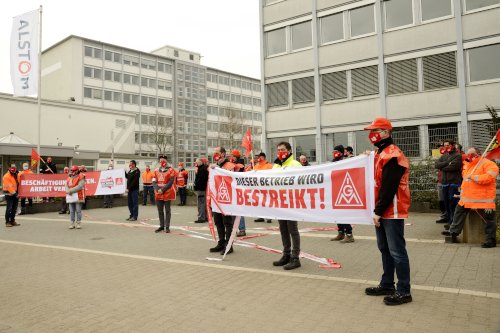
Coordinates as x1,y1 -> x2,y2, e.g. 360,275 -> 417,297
214,176 -> 233,204
331,167 -> 366,209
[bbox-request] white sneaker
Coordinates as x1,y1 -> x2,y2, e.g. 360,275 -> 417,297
69,222 -> 75,229
76,222 -> 81,229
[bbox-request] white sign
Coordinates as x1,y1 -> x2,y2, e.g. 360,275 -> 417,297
93,169 -> 127,195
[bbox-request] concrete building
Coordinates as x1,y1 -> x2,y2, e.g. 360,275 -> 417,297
260,0 -> 500,162
40,35 -> 263,166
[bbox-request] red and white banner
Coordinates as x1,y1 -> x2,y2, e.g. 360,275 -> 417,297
11,9 -> 40,96
18,169 -> 126,198
209,153 -> 375,224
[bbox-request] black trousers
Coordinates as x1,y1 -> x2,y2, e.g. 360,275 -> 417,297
278,220 -> 301,258
5,195 -> 18,223
212,211 -> 234,245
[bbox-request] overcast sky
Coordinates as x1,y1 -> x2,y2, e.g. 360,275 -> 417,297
0,0 -> 261,94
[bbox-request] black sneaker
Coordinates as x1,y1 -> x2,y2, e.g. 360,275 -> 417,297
129,217 -> 137,221
155,227 -> 164,233
365,285 -> 395,296
481,242 -> 496,248
441,230 -> 451,236
283,258 -> 301,270
220,246 -> 233,255
436,218 -> 448,223
383,292 -> 412,306
254,218 -> 265,222
443,224 -> 450,230
209,243 -> 224,253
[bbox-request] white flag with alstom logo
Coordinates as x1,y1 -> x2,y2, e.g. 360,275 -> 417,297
10,9 -> 40,96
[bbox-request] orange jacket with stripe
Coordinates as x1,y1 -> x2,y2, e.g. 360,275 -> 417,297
459,157 -> 498,209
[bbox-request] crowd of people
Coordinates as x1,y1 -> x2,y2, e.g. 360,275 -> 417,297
3,117 -> 498,307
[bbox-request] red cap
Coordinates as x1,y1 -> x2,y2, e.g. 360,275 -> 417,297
70,165 -> 79,172
231,150 -> 241,158
178,162 -> 184,167
364,117 -> 393,130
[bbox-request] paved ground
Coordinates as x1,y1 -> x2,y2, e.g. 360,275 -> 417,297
0,203 -> 499,332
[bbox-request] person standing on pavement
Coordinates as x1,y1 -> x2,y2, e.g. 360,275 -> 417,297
41,156 -> 57,202
272,142 -> 303,270
3,164 -> 20,227
434,140 -> 462,231
330,145 -> 355,243
253,152 -> 273,223
230,149 -> 247,237
209,147 -> 236,255
59,167 -> 70,214
176,162 -> 189,206
363,117 -> 412,306
193,158 -> 209,223
442,147 -> 498,248
142,165 -> 155,206
152,155 -> 177,233
65,165 -> 86,229
126,160 -> 140,221
103,164 -> 114,208
435,143 -> 448,224
18,162 -> 33,215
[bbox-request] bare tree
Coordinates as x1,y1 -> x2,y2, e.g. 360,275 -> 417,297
219,105 -> 243,149
153,115 -> 173,156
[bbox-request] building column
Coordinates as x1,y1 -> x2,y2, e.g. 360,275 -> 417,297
419,124 -> 429,158
258,0 -> 268,154
454,0 -> 469,148
375,0 -> 387,118
312,0 -> 324,163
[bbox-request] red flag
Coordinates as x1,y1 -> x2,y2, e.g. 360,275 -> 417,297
496,128 -> 500,142
241,128 -> 253,158
31,148 -> 40,169
485,129 -> 500,160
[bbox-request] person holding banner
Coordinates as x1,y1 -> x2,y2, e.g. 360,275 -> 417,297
3,164 -> 20,227
330,145 -> 355,243
18,162 -> 33,215
272,142 -> 303,270
126,160 -> 140,221
209,147 -> 236,254
253,152 -> 273,223
364,117 -> 412,306
152,155 -> 177,233
65,166 -> 86,229
41,156 -> 57,202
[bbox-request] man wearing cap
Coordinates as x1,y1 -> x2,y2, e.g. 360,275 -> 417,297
364,118 -> 412,306
176,162 -> 189,206
253,152 -> 273,223
330,145 -> 355,243
153,155 -> 177,233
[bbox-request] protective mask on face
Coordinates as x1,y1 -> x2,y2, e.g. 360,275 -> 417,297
213,153 -> 221,162
23,166 -> 29,171
368,132 -> 382,144
333,151 -> 343,160
277,151 -> 288,161
160,161 -> 167,168
467,153 -> 479,161
9,167 -> 17,173
439,147 -> 446,154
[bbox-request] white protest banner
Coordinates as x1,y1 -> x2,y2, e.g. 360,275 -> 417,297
93,169 -> 127,195
11,9 -> 40,96
209,153 -> 375,224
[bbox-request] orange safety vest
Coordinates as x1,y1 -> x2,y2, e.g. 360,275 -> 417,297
254,161 -> 273,170
67,173 -> 86,201
18,169 -> 33,182
221,160 -> 236,171
176,169 -> 188,188
154,168 -> 177,201
2,172 -> 18,194
374,144 -> 410,219
142,170 -> 154,185
459,157 -> 498,209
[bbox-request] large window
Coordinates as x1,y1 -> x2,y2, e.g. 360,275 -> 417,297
386,59 -> 418,95
322,71 -> 347,101
421,0 -> 452,21
292,77 -> 315,104
423,52 -> 457,90
351,66 -> 379,97
295,135 -> 316,162
392,126 -> 420,157
465,0 -> 499,11
291,21 -> 312,50
321,13 -> 344,44
350,5 -> 375,37
267,81 -> 289,107
468,44 -> 500,82
266,28 -> 286,56
385,0 -> 413,29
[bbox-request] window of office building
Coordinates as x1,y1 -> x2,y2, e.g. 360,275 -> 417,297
123,54 -> 139,67
266,27 -> 286,56
351,66 -> 379,97
428,122 -> 458,153
158,80 -> 172,91
84,66 -> 102,79
384,0 -> 413,29
141,59 -> 156,70
231,78 -> 241,88
267,81 -> 289,107
468,43 -> 500,82
350,5 -> 375,37
355,131 -> 373,154
123,74 -> 139,85
291,21 -> 312,51
84,87 -> 92,98
392,126 -> 420,157
292,77 -> 314,104
421,0 -> 452,21
295,135 -> 316,162
322,71 -> 347,101
158,62 -> 172,73
423,52 -> 457,90
105,50 -> 121,63
321,13 -> 344,44
465,0 -> 499,11
386,59 -> 418,95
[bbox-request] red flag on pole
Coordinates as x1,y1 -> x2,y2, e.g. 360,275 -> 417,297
241,128 -> 253,158
31,148 -> 40,169
485,129 -> 500,160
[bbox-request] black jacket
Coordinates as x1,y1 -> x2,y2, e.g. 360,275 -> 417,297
41,161 -> 57,174
434,151 -> 462,185
126,168 -> 140,191
194,164 -> 209,191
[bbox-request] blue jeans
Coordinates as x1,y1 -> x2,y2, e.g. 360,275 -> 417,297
375,218 -> 411,294
442,184 -> 460,225
143,185 -> 155,205
69,202 -> 82,222
238,216 -> 246,231
128,189 -> 139,219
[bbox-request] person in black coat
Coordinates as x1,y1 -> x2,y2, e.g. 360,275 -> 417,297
193,158 -> 209,223
125,160 -> 140,221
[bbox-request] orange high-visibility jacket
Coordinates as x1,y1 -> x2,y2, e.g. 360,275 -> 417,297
254,161 -> 273,170
142,170 -> 154,185
67,173 -> 86,202
154,168 -> 177,201
374,144 -> 411,219
459,157 -> 498,209
17,169 -> 33,182
2,172 -> 18,194
176,169 -> 188,188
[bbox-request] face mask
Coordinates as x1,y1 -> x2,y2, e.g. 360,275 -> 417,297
446,146 -> 453,152
213,153 -> 221,162
23,166 -> 29,170
258,157 -> 264,163
129,164 -> 134,169
467,153 -> 479,161
333,151 -> 343,160
439,147 -> 446,154
9,167 -> 17,173
160,161 -> 167,168
277,151 -> 288,161
368,132 -> 382,144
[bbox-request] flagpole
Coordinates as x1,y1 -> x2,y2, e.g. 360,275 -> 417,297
36,5 -> 43,175
468,132 -> 497,176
